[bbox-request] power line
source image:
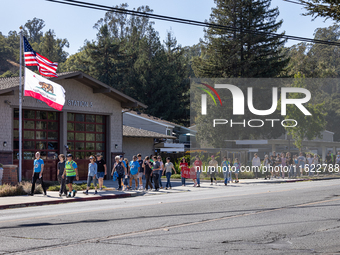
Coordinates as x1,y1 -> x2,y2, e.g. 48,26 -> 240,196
46,0 -> 340,47
282,0 -> 307,6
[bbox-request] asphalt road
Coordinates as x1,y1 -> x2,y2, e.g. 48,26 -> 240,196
1,180 -> 340,255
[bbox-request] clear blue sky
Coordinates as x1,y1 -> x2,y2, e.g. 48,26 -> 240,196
0,0 -> 335,56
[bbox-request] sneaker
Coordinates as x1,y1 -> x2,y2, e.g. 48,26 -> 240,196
59,193 -> 62,197
197,185 -> 200,187
67,193 -> 72,198
99,188 -> 103,191
83,191 -> 88,195
160,187 -> 163,189
72,190 -> 77,197
165,187 -> 168,190
169,187 -> 172,189
94,190 -> 98,195
44,192 -> 47,196
210,183 -> 213,185
28,193 -> 34,196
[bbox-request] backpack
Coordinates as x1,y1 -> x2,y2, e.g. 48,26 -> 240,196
115,162 -> 125,175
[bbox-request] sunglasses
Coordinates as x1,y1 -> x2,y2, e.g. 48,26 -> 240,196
89,157 -> 94,159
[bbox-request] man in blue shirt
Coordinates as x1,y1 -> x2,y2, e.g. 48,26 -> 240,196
30,151 -> 47,196
129,155 -> 140,190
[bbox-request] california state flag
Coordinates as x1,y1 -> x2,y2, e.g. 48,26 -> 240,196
24,68 -> 65,111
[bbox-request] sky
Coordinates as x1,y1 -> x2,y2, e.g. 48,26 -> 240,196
0,0 -> 335,56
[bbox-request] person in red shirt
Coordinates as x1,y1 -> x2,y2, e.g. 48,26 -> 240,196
180,157 -> 188,186
193,155 -> 202,187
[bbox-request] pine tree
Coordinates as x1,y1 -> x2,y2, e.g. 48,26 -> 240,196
193,0 -> 288,78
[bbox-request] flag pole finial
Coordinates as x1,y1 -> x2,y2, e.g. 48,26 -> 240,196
19,26 -> 23,30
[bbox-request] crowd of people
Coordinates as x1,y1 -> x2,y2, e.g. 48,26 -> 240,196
29,150 -> 340,196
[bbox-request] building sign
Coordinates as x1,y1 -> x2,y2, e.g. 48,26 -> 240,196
67,100 -> 93,108
37,99 -> 93,108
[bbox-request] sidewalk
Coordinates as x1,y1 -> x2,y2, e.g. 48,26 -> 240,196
1,176 -> 339,210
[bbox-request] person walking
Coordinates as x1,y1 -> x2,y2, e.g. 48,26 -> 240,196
124,158 -> 130,190
193,155 -> 202,187
95,153 -> 107,191
62,154 -> 79,198
83,155 -> 98,195
252,153 -> 261,179
281,152 -> 287,179
143,156 -> 153,191
152,156 -> 161,191
30,152 -> 47,196
233,158 -> 241,183
227,158 -> 233,183
297,152 -> 306,177
111,156 -> 126,190
314,154 -> 319,176
163,157 -> 176,189
263,155 -> 270,180
157,156 -> 164,189
129,155 -> 139,190
208,155 -> 218,185
222,156 -> 230,186
306,154 -> 314,176
180,157 -> 188,186
57,154 -> 67,197
137,154 -> 144,190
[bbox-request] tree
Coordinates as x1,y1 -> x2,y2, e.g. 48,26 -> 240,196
37,29 -> 69,63
192,0 -> 288,78
299,0 -> 340,21
283,73 -> 327,150
82,24 -> 125,86
23,18 -> 45,43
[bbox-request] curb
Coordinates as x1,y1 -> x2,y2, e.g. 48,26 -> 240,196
0,193 -> 132,210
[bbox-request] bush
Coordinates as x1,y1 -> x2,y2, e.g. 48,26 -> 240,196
238,171 -> 255,179
47,182 -> 106,191
0,181 -> 43,197
21,181 -> 43,194
0,184 -> 24,197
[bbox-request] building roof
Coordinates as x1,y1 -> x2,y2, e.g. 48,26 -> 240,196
123,125 -> 176,139
0,71 -> 147,109
123,109 -> 177,127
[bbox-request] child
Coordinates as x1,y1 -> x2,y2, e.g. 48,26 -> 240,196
129,155 -> 139,190
83,155 -> 98,195
221,157 -> 229,186
180,157 -> 188,186
233,158 -> 241,183
57,154 -> 67,197
163,157 -> 177,189
227,158 -> 233,183
193,155 -> 202,187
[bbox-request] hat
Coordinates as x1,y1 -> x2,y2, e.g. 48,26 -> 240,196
119,155 -> 123,158
96,153 -> 102,157
211,155 -> 215,158
67,154 -> 73,158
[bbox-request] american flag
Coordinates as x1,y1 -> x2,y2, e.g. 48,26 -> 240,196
23,36 -> 58,77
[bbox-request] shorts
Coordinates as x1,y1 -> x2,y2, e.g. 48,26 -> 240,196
66,176 -> 76,184
87,176 -> 97,187
97,172 -> 105,178
131,174 -> 138,180
138,172 -> 143,178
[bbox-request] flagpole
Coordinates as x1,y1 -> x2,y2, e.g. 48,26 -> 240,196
19,26 -> 23,183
